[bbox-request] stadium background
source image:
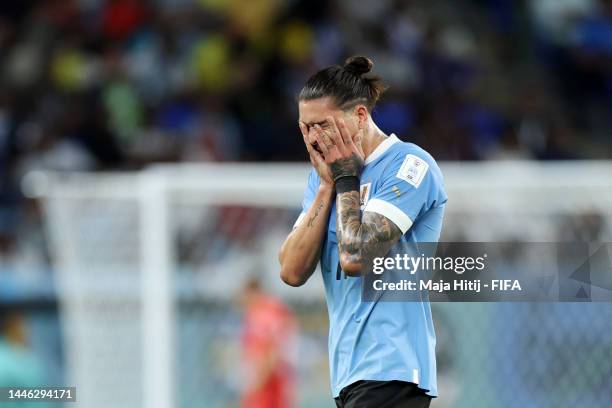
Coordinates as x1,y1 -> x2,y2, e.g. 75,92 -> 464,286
1,0 -> 612,407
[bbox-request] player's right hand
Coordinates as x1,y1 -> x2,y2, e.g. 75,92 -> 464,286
300,121 -> 334,188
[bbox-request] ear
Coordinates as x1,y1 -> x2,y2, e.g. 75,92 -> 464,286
354,105 -> 369,130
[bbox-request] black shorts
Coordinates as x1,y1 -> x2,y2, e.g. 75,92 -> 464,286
334,380 -> 432,408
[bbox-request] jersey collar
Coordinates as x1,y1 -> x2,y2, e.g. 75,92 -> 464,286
364,134 -> 399,165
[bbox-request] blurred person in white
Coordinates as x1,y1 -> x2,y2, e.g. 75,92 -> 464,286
0,305 -> 49,408
239,277 -> 297,408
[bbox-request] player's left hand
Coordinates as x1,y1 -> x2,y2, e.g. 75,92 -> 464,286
313,116 -> 365,182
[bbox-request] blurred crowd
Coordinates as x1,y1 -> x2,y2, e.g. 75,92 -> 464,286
1,1 -> 611,401
2,0 -> 612,267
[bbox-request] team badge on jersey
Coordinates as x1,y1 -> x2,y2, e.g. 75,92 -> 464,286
360,182 -> 371,209
396,154 -> 429,188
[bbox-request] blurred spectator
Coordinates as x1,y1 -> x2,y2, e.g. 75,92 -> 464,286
239,278 -> 297,408
0,305 -> 48,408
1,0 -> 612,273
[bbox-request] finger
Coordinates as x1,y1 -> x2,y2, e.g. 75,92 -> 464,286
313,127 -> 330,156
314,124 -> 336,154
314,124 -> 334,150
311,147 -> 326,167
353,129 -> 365,156
298,121 -> 309,139
327,116 -> 347,154
352,128 -> 361,144
303,133 -> 324,167
350,131 -> 363,157
302,132 -> 319,158
302,131 -> 314,154
316,125 -> 344,163
336,117 -> 354,148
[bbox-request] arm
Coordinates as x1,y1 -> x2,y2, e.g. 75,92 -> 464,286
279,122 -> 335,287
279,184 -> 334,286
314,116 -> 403,276
336,191 -> 402,276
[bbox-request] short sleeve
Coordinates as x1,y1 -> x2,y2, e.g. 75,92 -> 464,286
363,152 -> 446,234
294,169 -> 320,227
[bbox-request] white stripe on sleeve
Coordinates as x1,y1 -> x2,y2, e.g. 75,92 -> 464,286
363,198 -> 413,234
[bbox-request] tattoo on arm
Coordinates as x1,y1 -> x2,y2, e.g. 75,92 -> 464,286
307,201 -> 325,228
336,191 -> 402,272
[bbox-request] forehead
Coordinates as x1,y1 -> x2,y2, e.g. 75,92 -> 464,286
298,97 -> 342,124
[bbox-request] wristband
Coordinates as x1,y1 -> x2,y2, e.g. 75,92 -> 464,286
335,176 -> 359,194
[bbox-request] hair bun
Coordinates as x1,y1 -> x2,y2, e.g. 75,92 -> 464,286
343,56 -> 373,76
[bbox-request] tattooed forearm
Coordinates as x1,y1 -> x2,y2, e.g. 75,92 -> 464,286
307,201 -> 325,228
336,191 -> 402,275
330,154 -> 364,181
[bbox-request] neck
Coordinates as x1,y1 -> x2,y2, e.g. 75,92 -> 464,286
362,122 -> 388,159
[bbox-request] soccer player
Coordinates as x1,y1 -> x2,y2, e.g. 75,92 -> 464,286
279,56 -> 447,408
240,278 -> 297,408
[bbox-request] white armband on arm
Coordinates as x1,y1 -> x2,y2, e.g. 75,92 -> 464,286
363,199 -> 413,234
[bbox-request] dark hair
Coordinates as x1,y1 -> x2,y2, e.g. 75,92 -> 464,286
298,56 -> 387,110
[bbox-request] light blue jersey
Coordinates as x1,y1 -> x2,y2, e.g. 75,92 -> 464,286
296,134 -> 447,397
